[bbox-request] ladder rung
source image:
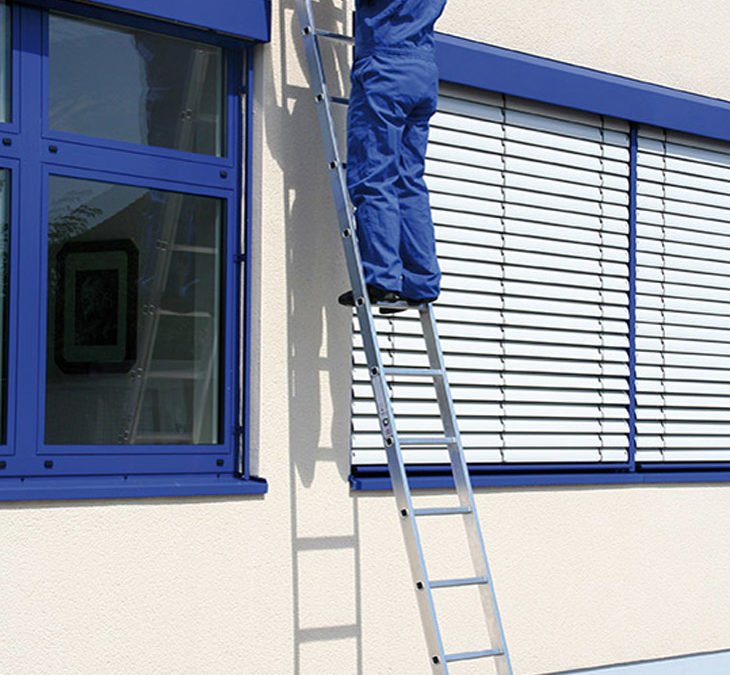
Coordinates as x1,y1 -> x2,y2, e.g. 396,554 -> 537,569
132,433 -> 193,444
314,29 -> 354,44
413,506 -> 471,517
170,244 -> 216,255
446,649 -> 504,663
158,309 -> 213,319
147,370 -> 204,380
399,436 -> 456,446
430,576 -> 487,589
383,367 -> 444,378
330,96 -> 350,106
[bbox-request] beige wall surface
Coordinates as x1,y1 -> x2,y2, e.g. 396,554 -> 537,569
3,2 -> 730,674
439,0 -> 730,101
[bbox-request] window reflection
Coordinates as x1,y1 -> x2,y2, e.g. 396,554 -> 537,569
0,1 -> 10,123
46,176 -> 223,445
49,13 -> 224,156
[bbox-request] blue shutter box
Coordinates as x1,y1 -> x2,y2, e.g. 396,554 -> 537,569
84,0 -> 271,42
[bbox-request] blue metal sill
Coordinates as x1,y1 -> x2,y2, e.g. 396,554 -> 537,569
350,468 -> 730,491
0,473 -> 268,502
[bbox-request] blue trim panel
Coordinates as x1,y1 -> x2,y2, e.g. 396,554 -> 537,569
83,0 -> 270,42
351,471 -> 730,491
0,474 -> 267,501
435,33 -> 730,144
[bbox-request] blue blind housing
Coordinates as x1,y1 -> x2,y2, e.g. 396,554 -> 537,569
85,0 -> 271,41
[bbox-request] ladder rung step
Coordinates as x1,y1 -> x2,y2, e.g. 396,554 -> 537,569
430,576 -> 487,589
383,367 -> 444,378
296,535 -> 357,551
132,433 -> 193,444
157,309 -> 213,319
375,300 -> 409,310
446,649 -> 504,663
413,506 -> 471,517
330,95 -> 350,105
314,29 -> 354,44
170,244 -> 216,255
147,370 -> 204,380
399,436 -> 456,446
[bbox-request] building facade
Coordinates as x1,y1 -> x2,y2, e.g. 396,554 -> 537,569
2,1 -> 730,673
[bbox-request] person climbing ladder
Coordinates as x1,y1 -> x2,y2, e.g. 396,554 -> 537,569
338,0 -> 447,311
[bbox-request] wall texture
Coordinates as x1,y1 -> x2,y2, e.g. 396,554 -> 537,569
3,2 -> 730,674
439,0 -> 730,102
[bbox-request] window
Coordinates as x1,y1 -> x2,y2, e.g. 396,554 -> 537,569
49,13 -> 224,155
0,2 -> 264,500
351,35 -> 730,488
46,177 -> 223,447
636,128 -> 730,464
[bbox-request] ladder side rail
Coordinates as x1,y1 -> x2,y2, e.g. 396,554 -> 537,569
295,0 -> 381,375
420,306 -> 513,675
192,339 -> 219,444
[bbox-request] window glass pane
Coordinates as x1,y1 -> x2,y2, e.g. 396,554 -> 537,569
0,1 -> 10,123
49,13 -> 224,156
46,176 -> 223,445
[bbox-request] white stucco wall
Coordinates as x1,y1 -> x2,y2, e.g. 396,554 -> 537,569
3,2 -> 730,674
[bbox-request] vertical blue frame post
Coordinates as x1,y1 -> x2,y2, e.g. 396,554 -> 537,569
238,44 -> 255,480
14,2 -> 44,477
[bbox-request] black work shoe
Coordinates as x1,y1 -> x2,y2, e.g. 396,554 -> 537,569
379,296 -> 438,315
338,285 -> 402,307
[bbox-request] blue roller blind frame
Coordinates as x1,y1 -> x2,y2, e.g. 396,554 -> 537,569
82,0 -> 271,41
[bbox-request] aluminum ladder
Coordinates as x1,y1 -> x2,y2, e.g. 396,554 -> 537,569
295,2 -> 513,672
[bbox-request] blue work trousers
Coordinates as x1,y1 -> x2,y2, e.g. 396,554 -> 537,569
347,50 -> 441,300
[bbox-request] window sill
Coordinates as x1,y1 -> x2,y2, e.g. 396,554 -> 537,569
350,468 -> 730,490
0,473 -> 267,502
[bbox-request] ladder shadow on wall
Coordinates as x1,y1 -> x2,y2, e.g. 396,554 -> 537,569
271,1 -> 363,672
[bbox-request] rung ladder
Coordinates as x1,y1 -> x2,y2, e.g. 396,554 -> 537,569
295,2 -> 513,672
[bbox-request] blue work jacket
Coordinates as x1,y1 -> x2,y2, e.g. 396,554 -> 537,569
354,0 -> 447,57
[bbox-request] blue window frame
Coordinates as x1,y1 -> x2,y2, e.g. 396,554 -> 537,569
82,0 -> 271,42
351,34 -> 730,490
0,1 -> 266,500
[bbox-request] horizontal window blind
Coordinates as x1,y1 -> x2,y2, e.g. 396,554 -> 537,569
636,127 -> 730,462
352,88 -> 631,466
